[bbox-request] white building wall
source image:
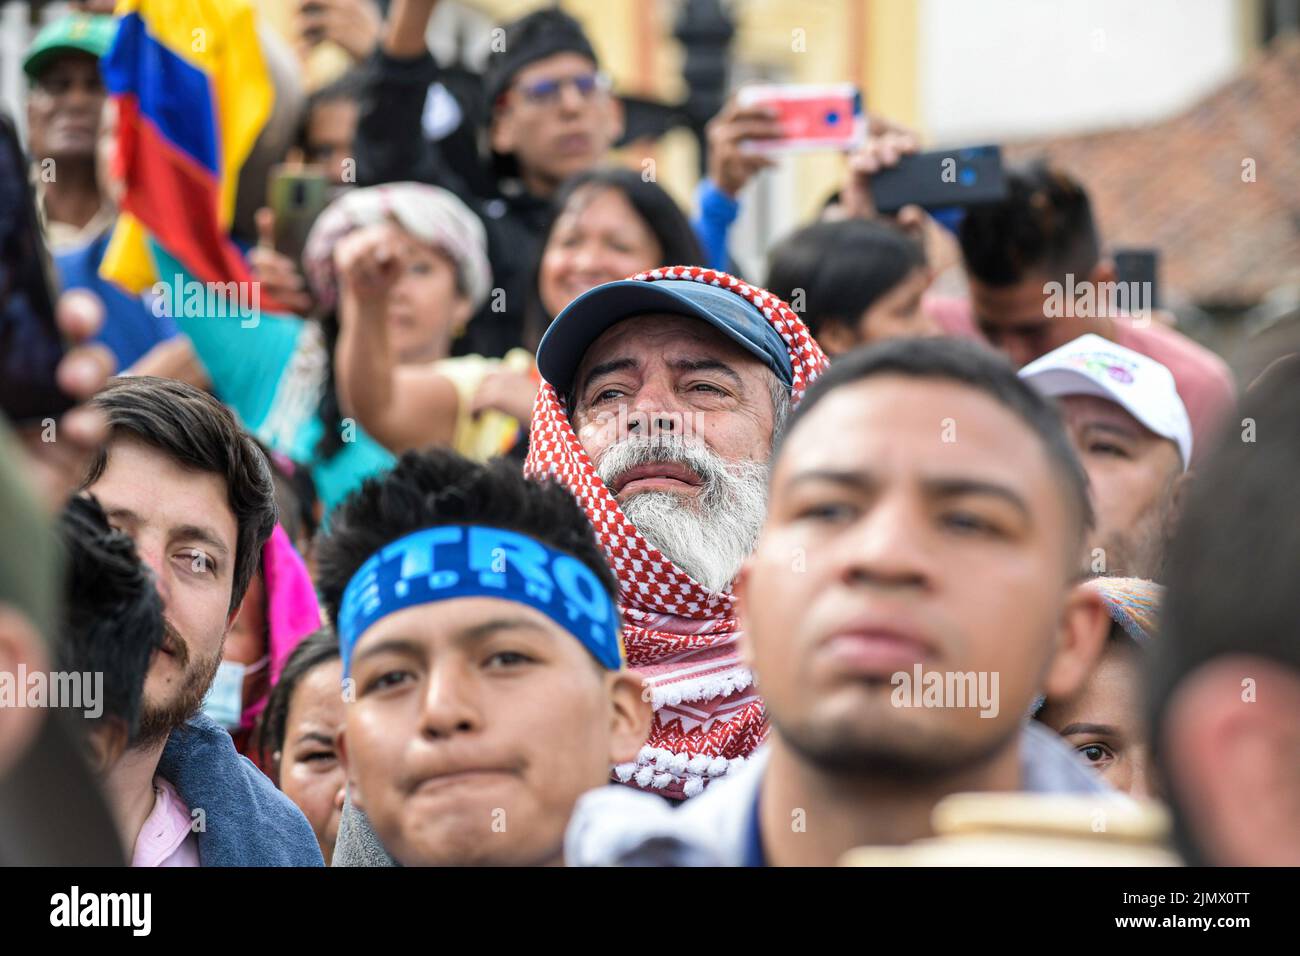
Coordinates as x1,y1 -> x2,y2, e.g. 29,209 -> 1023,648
919,0 -> 1243,143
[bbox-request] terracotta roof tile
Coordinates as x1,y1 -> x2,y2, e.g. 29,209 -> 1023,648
1003,37 -> 1300,307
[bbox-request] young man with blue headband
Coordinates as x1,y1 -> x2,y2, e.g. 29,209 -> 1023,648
316,449 -> 650,866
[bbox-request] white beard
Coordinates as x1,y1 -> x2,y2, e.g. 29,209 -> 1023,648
596,434 -> 769,592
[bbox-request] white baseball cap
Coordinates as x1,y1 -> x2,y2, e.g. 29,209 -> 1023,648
1019,334 -> 1193,470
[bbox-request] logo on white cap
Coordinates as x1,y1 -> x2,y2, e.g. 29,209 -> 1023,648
1019,334 -> 1193,469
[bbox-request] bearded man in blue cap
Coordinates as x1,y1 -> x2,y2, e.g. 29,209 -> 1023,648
524,266 -> 829,799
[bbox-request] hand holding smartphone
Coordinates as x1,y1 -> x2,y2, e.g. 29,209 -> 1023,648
267,164 -> 330,268
868,145 -> 1009,214
736,84 -> 865,155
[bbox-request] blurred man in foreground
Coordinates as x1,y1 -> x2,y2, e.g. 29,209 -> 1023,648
1149,355 -> 1300,865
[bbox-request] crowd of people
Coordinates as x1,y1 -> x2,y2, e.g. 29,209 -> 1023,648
1,0 -> 1297,869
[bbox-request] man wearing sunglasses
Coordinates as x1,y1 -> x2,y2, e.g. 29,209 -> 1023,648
489,63 -> 618,198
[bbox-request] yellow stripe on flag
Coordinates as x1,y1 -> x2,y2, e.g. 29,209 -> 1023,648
100,212 -> 157,295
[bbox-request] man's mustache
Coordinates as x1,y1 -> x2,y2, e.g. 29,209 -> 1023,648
597,434 -> 729,490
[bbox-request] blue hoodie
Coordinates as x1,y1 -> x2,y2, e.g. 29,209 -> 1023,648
158,714 -> 324,867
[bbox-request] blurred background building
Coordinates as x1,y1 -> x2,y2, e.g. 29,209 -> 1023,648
4,0 -> 1297,352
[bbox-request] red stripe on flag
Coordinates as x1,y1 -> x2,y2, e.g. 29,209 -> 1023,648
114,95 -> 291,313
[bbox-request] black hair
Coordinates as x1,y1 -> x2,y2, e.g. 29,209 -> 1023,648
780,337 -> 1094,544
56,495 -> 164,740
483,7 -> 599,108
85,376 -> 278,613
254,627 -> 340,771
958,159 -> 1100,287
524,166 -> 706,349
316,449 -> 618,631
297,68 -> 364,155
1147,353 -> 1299,864
766,218 -> 927,339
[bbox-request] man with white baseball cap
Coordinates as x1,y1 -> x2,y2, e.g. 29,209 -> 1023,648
1020,333 -> 1193,580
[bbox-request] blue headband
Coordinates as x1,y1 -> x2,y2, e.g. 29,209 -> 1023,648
337,525 -> 622,675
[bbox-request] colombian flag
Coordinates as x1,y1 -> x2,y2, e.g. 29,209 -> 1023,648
98,0 -> 278,305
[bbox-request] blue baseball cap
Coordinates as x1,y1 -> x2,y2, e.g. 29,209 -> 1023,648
537,279 -> 795,397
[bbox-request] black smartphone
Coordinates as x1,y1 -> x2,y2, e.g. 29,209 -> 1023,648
870,145 -> 1008,214
267,164 -> 330,268
0,110 -> 72,426
1113,248 -> 1159,312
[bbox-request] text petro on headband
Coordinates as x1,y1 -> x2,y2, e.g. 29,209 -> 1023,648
338,524 -> 623,675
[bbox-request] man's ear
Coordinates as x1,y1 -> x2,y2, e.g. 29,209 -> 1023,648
0,606 -> 51,779
1166,468 -> 1194,533
1042,581 -> 1110,702
225,592 -> 246,634
730,559 -> 750,606
603,95 -> 625,148
605,670 -> 652,766
489,110 -> 516,156
1162,656 -> 1300,865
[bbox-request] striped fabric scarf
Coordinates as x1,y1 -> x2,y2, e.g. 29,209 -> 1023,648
524,266 -> 829,798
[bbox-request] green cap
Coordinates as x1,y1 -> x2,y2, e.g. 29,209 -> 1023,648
22,13 -> 116,80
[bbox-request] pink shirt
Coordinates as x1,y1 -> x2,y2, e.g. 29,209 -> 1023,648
924,292 -> 981,340
132,776 -> 200,867
1112,320 -> 1237,466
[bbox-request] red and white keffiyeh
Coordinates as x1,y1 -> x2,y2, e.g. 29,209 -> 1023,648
524,266 -> 829,798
